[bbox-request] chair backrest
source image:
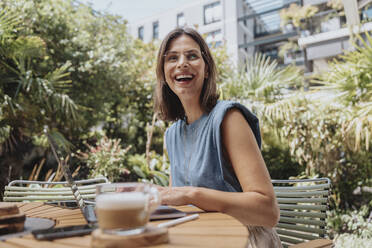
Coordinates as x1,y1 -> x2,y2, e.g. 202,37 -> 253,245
3,177 -> 109,202
272,178 -> 331,248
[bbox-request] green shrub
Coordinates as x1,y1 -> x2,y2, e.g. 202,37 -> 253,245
77,136 -> 132,182
333,233 -> 372,248
77,136 -> 169,185
126,153 -> 169,186
262,143 -> 304,180
327,205 -> 372,239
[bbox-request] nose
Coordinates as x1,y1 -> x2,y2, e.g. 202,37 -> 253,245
176,54 -> 189,68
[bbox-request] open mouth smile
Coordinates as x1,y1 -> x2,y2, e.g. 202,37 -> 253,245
175,74 -> 194,82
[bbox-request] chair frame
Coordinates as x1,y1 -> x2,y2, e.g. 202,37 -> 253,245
3,177 -> 109,202
272,178 -> 333,248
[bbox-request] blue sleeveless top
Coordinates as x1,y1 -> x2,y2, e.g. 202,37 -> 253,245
165,100 -> 261,192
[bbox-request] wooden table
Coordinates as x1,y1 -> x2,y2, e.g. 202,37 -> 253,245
0,202 -> 249,248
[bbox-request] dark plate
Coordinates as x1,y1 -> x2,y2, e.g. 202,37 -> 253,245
150,205 -> 187,220
0,217 -> 55,241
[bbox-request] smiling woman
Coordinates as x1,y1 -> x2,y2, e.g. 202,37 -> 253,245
154,27 -> 282,247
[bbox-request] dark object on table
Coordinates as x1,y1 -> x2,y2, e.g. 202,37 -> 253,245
0,217 -> 55,241
150,205 -> 187,220
0,203 -> 25,235
32,224 -> 95,240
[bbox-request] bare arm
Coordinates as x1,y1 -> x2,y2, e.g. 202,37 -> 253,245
160,109 -> 279,227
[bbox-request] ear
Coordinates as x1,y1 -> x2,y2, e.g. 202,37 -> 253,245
204,68 -> 209,79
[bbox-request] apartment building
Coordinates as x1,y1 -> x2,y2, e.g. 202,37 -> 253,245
129,0 -> 254,66
130,0 -> 372,73
238,0 -> 302,65
240,0 -> 372,73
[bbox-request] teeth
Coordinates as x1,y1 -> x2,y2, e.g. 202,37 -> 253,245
176,74 -> 193,80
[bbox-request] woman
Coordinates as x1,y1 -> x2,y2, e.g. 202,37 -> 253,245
155,27 -> 282,247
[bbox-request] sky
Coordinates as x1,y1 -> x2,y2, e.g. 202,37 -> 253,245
78,0 -> 196,23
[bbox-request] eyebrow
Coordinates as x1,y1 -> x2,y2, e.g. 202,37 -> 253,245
166,49 -> 200,54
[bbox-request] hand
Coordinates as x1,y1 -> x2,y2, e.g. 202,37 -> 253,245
157,186 -> 193,206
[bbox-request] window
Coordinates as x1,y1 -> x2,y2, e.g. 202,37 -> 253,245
153,21 -> 159,39
362,5 -> 372,21
205,29 -> 222,48
138,26 -> 144,41
243,6 -> 247,26
204,2 -> 222,25
259,46 -> 279,60
177,13 -> 186,27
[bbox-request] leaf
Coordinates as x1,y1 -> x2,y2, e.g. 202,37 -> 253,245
48,129 -> 73,153
151,171 -> 168,186
133,165 -> 146,178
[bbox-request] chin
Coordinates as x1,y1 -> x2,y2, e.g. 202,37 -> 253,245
177,90 -> 200,100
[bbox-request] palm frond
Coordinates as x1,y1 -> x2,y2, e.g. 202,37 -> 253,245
0,8 -> 22,46
242,53 -> 302,102
314,31 -> 372,105
311,31 -> 372,151
9,36 -> 46,59
345,102 -> 372,151
45,61 -> 73,90
21,63 -> 79,121
262,93 -> 305,122
2,94 -> 18,115
48,129 -> 73,153
54,92 -> 79,120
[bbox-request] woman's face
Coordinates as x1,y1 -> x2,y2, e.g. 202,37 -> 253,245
163,34 -> 207,103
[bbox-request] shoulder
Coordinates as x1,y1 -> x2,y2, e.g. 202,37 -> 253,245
221,109 -> 251,135
211,100 -> 257,122
211,100 -> 261,148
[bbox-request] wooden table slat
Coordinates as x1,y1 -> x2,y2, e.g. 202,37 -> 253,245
15,203 -> 28,209
6,237 -> 74,248
52,214 -> 85,221
17,202 -> 44,212
27,209 -> 82,218
168,226 -> 248,236
55,220 -> 87,226
20,205 -> 57,215
157,234 -> 248,247
51,235 -> 91,248
0,241 -> 24,248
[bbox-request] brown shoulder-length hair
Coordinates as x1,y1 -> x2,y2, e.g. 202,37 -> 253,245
154,27 -> 219,121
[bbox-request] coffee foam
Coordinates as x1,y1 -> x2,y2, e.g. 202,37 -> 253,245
96,192 -> 147,210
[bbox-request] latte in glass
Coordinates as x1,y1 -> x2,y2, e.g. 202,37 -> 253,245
95,183 -> 160,236
96,192 -> 149,230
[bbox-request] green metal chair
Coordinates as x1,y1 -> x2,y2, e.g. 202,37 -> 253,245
272,178 -> 333,248
3,177 -> 109,202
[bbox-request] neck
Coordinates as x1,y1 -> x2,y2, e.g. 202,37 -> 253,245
182,99 -> 203,124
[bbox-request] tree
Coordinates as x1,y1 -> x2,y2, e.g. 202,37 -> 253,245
0,4 -> 80,197
0,0 -> 161,197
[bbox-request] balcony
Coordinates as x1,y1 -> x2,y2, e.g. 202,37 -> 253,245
298,1 -> 372,61
299,22 -> 372,60
303,0 -> 329,5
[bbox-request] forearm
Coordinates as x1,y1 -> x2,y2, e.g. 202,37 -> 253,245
186,187 -> 279,228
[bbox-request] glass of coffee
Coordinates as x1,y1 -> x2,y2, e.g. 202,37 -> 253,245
95,182 -> 160,235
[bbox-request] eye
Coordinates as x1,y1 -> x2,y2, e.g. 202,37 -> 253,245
187,53 -> 199,60
165,53 -> 178,62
